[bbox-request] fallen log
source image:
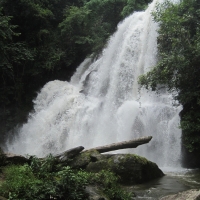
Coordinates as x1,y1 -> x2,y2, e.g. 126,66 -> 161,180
85,136 -> 152,153
0,136 -> 152,164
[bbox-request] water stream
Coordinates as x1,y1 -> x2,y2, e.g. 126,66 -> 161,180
6,0 -> 182,170
128,169 -> 200,199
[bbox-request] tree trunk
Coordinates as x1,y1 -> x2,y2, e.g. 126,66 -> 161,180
85,136 -> 152,153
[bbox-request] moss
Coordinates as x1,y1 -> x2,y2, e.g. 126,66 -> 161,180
84,154 -> 164,185
69,150 -> 103,169
69,152 -> 164,185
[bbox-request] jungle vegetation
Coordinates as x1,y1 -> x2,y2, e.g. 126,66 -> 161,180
0,0 -> 151,141
139,0 -> 200,162
0,154 -> 131,200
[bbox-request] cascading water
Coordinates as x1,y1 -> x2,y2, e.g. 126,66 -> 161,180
6,0 -> 182,169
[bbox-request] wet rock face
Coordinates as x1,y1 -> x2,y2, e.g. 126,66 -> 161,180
0,147 -> 5,166
70,150 -> 164,185
0,147 -> 29,166
160,189 -> 200,200
85,186 -> 108,200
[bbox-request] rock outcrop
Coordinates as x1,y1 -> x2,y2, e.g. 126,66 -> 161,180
54,146 -> 84,162
69,150 -> 164,185
0,147 -> 29,166
85,186 -> 109,200
160,189 -> 200,200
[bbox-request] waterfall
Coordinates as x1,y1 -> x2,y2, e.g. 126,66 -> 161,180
6,0 -> 182,169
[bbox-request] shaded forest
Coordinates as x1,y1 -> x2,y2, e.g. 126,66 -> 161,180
139,0 -> 200,166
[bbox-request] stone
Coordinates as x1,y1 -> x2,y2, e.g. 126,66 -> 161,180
0,196 -> 7,200
4,153 -> 29,165
69,151 -> 164,185
86,154 -> 164,185
0,147 -> 5,166
160,189 -> 200,200
54,146 -> 84,162
85,186 -> 108,200
69,150 -> 104,169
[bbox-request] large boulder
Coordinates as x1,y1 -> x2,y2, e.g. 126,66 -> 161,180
3,153 -> 29,165
0,147 -> 29,166
69,150 -> 164,185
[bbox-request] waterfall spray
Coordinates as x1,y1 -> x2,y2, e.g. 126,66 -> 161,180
6,0 -> 182,169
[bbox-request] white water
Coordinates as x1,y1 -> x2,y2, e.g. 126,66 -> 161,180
6,0 -> 182,168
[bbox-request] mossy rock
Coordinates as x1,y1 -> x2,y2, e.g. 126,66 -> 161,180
86,154 -> 164,185
69,150 -> 104,169
68,151 -> 164,185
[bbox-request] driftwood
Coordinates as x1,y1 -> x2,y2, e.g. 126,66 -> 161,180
85,136 -> 152,153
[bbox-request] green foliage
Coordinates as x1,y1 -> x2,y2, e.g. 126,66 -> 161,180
181,109 -> 200,152
0,164 -> 44,200
138,0 -> 200,153
0,156 -> 131,200
89,170 -> 131,200
55,167 -> 89,200
0,156 -> 89,200
121,0 -> 151,17
59,0 -> 152,57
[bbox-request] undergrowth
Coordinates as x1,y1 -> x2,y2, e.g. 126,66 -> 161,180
0,155 -> 131,200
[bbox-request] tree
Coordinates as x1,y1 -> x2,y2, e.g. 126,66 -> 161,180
0,0 -> 152,143
121,0 -> 151,17
138,0 -> 200,155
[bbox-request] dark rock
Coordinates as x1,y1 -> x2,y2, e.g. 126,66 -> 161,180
160,189 -> 200,200
0,147 -> 3,154
0,196 -> 7,200
85,186 -> 108,200
54,146 -> 84,162
0,147 -> 29,166
69,150 -> 104,169
0,148 -> 6,166
4,153 -> 29,165
69,151 -> 164,185
86,154 -> 164,185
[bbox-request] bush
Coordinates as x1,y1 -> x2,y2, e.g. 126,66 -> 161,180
89,170 -> 131,200
0,155 -> 131,200
0,155 -> 89,200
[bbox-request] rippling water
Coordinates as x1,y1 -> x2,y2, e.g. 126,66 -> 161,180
126,169 -> 200,199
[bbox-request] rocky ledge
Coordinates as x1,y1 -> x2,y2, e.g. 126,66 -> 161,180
69,150 -> 164,185
0,146 -> 164,185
